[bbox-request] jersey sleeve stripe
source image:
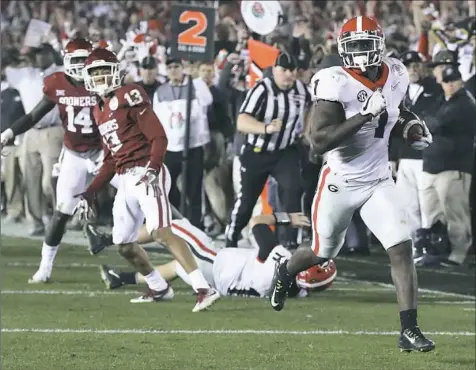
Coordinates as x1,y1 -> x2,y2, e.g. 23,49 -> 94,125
171,223 -> 217,257
312,166 -> 331,255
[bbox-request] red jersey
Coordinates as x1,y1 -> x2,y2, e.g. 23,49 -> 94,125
43,72 -> 101,152
86,84 -> 167,194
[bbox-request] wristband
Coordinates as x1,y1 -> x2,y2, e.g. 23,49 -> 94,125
274,212 -> 291,225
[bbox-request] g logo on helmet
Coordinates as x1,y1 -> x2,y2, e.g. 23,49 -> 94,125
296,259 -> 337,292
251,1 -> 265,18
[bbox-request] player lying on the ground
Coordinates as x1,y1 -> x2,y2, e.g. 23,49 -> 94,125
270,16 -> 435,353
88,209 -> 336,298
0,39 -> 105,285
74,48 -> 219,312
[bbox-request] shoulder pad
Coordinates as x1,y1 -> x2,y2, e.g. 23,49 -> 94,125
386,57 -> 409,92
42,72 -> 64,97
310,67 -> 348,103
114,84 -> 151,109
386,57 -> 409,80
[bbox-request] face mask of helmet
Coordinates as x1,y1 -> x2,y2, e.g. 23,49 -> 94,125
338,32 -> 385,71
83,63 -> 122,96
64,51 -> 89,81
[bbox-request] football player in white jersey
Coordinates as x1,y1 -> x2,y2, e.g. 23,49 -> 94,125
270,16 -> 435,353
91,208 -> 311,298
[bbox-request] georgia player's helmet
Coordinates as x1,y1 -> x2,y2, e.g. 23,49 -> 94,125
337,16 -> 385,71
296,259 -> 337,292
83,48 -> 122,96
63,38 -> 93,81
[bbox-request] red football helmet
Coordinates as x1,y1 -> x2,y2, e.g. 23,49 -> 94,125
83,48 -> 122,96
296,259 -> 337,291
337,16 -> 385,71
63,38 -> 93,81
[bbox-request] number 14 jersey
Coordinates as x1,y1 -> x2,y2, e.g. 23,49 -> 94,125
43,72 -> 101,153
310,57 -> 409,181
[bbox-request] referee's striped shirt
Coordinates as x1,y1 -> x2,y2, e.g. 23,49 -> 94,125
239,77 -> 311,152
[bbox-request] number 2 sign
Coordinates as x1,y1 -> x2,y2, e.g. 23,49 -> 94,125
170,4 -> 215,62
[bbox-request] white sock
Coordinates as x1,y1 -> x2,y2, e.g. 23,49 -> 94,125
143,269 -> 167,291
189,269 -> 209,292
39,243 -> 59,271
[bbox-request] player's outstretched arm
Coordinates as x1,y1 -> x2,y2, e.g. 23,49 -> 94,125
1,95 -> 55,144
308,100 -> 373,155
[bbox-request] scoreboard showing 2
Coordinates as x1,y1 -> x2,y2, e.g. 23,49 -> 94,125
170,4 -> 215,62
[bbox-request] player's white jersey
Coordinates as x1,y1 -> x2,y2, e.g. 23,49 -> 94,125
213,245 -> 291,297
310,57 -> 409,181
170,218 -> 218,286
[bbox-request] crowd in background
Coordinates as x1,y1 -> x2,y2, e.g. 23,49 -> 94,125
1,1 -> 475,268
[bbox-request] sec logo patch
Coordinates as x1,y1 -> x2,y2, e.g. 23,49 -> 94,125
357,90 -> 368,102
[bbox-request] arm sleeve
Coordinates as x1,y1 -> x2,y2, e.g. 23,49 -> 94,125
132,104 -> 168,171
239,82 -> 266,115
86,148 -> 116,195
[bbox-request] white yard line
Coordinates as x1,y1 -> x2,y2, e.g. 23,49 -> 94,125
463,308 -> 476,312
4,261 -> 172,268
432,301 -> 476,305
0,287 -> 394,297
338,276 -> 476,300
1,328 -> 474,336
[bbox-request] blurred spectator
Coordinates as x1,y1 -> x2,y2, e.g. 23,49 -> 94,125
6,44 -> 63,236
136,56 -> 161,100
391,50 -> 444,259
152,58 -> 212,227
420,62 -> 476,267
1,65 -> 25,223
199,60 -> 234,235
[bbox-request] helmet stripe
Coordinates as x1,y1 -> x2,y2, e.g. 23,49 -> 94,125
356,16 -> 362,32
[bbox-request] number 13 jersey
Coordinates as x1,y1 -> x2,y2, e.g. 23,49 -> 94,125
310,57 -> 409,181
92,84 -> 168,174
43,71 -> 101,153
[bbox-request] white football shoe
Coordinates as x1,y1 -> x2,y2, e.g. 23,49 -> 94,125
192,288 -> 220,313
130,285 -> 174,303
28,269 -> 51,284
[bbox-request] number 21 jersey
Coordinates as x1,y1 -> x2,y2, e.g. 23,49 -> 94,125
43,72 -> 101,153
311,57 -> 409,181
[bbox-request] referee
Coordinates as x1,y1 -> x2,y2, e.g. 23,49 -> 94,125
225,52 -> 311,248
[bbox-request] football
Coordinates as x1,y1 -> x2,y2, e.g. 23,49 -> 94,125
395,110 -> 424,143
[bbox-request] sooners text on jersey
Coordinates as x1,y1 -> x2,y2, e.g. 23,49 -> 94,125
311,57 -> 409,181
43,72 -> 101,153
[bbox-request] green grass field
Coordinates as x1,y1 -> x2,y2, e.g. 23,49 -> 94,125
1,236 -> 475,370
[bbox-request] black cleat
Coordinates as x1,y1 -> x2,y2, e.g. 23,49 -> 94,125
99,264 -> 124,290
84,223 -> 112,255
270,261 -> 291,311
398,327 -> 436,352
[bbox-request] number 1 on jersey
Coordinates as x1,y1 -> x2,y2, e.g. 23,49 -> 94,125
374,110 -> 388,139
